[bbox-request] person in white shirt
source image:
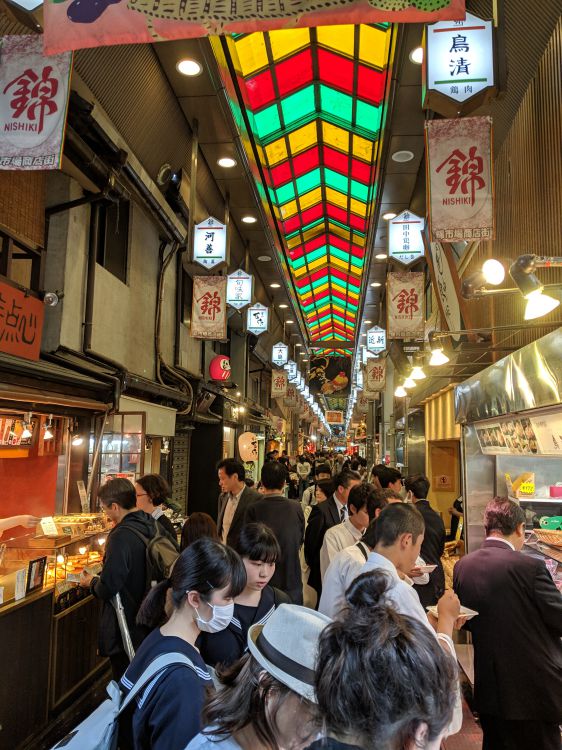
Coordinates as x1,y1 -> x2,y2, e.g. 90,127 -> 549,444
296,455 -> 312,498
301,463 -> 332,512
320,483 -> 376,579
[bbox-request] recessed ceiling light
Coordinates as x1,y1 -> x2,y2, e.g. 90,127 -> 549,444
242,215 -> 257,224
361,333 -> 367,337
382,212 -> 397,221
391,150 -> 415,163
278,304 -> 288,308
217,157 -> 237,168
270,283 -> 281,288
371,282 -> 382,287
176,59 -> 202,76
364,320 -> 372,324
409,46 -> 424,65
257,255 -> 271,262
302,359 -> 308,362
286,320 -> 294,324
375,253 -> 388,260
296,343 -> 302,347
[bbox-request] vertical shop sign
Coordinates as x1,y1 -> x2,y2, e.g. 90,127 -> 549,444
426,116 -> 495,241
226,269 -> 253,310
0,280 -> 44,360
271,342 -> 289,367
428,241 -> 463,341
271,369 -> 288,399
357,392 -> 369,414
365,359 -> 386,392
284,359 -> 298,381
387,272 -> 425,339
191,276 -> 227,340
193,217 -> 227,269
388,211 -> 425,265
366,326 -> 387,354
423,12 -> 496,117
0,36 -> 72,171
284,385 -> 297,409
246,302 -> 269,335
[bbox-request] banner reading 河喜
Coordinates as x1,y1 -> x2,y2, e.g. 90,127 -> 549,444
0,36 -> 72,171
387,272 -> 425,340
426,116 -> 495,242
191,276 -> 227,340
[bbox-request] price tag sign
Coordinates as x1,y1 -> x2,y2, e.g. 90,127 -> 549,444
40,516 -> 59,537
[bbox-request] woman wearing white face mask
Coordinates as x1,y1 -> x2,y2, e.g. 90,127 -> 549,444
118,538 -> 247,750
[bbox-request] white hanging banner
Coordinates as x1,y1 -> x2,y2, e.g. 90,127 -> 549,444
191,276 -> 227,340
366,326 -> 387,354
357,392 -> 369,414
227,269 -> 253,310
284,384 -> 297,408
365,359 -> 387,392
272,342 -> 289,367
193,216 -> 227,269
284,359 -> 298,381
387,272 -> 425,340
388,210 -> 425,266
246,302 -> 269,335
271,369 -> 288,399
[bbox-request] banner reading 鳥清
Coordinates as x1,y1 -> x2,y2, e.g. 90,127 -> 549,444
191,276 -> 227,340
271,369 -> 288,399
387,272 -> 425,340
426,116 -> 495,242
0,36 -> 72,171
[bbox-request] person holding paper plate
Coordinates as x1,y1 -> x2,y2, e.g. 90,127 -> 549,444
0,515 -> 40,537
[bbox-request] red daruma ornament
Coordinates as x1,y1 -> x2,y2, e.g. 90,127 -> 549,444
209,354 -> 231,381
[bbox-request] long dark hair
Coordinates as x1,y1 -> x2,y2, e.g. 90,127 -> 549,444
180,512 -> 219,551
202,654 -> 315,749
137,538 -> 246,629
314,572 -> 457,749
234,523 -> 280,564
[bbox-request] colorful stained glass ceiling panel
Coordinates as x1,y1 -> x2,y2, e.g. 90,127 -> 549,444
223,24 -> 394,344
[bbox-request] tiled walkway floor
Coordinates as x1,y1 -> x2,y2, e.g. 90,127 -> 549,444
443,698 -> 483,749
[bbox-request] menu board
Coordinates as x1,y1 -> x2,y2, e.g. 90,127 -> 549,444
475,414 -> 550,456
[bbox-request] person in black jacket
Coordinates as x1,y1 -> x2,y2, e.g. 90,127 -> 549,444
454,497 -> 562,750
216,459 -> 260,547
80,478 -> 156,680
405,474 -> 445,607
198,522 -> 290,669
304,470 -> 361,600
135,474 -> 179,548
245,461 -> 305,604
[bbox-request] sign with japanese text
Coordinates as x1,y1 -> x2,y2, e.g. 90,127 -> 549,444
388,211 -> 425,266
428,242 -> 462,341
387,272 -> 425,339
365,359 -> 387,392
272,342 -> 289,368
0,36 -> 72,171
271,369 -> 288,399
191,275 -> 227,340
284,359 -> 298,381
366,326 -> 387,354
357,392 -> 369,414
226,269 -> 253,310
43,1 -> 465,56
284,385 -> 297,409
0,280 -> 44,360
193,216 -> 227,269
424,12 -> 495,116
326,410 -> 344,425
246,302 -> 269,335
426,116 -> 495,241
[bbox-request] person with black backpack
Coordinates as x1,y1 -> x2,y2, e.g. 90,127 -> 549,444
80,478 -> 165,681
198,523 -> 291,669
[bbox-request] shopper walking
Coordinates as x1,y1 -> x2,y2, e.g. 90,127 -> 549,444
301,463 -> 332,512
454,497 -> 562,750
198,523 -> 290,669
310,572 -> 458,750
245,461 -> 305,604
217,459 -> 260,547
135,474 -> 179,546
79,479 -> 157,681
405,475 -> 446,607
119,538 -> 246,750
180,512 -> 219,551
304,470 -> 361,599
187,603 -> 330,750
296,455 -> 312,499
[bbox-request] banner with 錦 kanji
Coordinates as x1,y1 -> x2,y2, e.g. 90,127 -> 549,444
387,272 -> 425,340
43,0 -> 465,55
0,36 -> 72,171
364,359 -> 386,393
271,370 -> 288,399
191,276 -> 227,340
426,116 -> 495,241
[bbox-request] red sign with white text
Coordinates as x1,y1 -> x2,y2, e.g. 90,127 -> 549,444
0,280 -> 44,361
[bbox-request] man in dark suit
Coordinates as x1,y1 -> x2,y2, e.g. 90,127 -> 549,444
304,469 -> 361,599
216,458 -> 259,547
245,461 -> 305,604
405,474 -> 445,607
454,497 -> 562,750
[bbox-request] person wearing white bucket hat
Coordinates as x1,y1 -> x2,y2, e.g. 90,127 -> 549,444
186,603 -> 331,750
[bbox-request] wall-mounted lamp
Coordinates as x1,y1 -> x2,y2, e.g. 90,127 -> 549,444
44,414 -> 54,441
509,254 -> 561,320
394,385 -> 407,398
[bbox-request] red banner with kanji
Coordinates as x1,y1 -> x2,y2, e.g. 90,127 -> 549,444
0,280 -> 44,361
43,0 -> 465,55
0,36 -> 72,171
191,276 -> 227,340
364,359 -> 386,393
271,369 -> 288,399
387,272 -> 425,340
426,116 -> 495,241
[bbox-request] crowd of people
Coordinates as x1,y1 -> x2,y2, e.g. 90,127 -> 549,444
74,452 -> 562,750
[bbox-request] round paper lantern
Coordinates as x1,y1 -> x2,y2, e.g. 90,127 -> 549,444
209,354 -> 231,381
239,432 -> 258,462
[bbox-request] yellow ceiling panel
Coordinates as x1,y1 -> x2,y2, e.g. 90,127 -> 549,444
265,138 -> 288,166
325,187 -> 347,210
298,187 -> 323,211
316,24 -> 355,57
322,122 -> 350,153
352,133 -> 375,162
288,122 -> 318,156
359,24 -> 392,69
269,27 -> 311,60
235,33 -> 269,76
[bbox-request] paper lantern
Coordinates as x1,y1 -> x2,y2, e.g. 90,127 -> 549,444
209,354 -> 231,381
239,432 -> 258,462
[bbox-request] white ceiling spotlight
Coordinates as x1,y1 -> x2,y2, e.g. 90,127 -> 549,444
391,150 -> 415,163
382,212 -> 397,221
242,215 -> 257,224
409,46 -> 424,65
176,59 -> 202,76
217,157 -> 237,168
375,253 -> 388,260
257,255 -> 271,262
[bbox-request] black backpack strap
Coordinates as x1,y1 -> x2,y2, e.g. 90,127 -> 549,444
356,541 -> 369,561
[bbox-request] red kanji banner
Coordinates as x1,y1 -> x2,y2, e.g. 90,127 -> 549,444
43,0 -> 465,55
387,272 -> 425,340
191,276 -> 227,340
0,280 -> 44,361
